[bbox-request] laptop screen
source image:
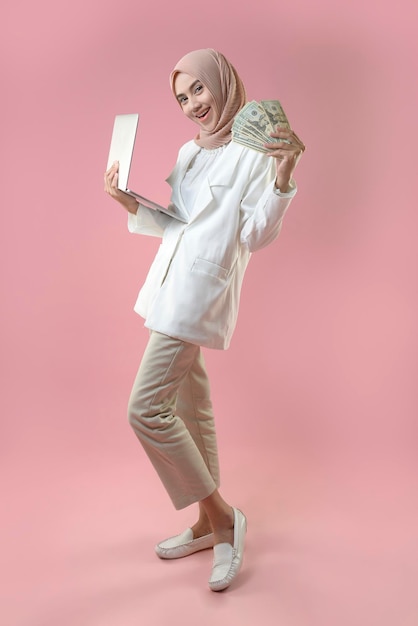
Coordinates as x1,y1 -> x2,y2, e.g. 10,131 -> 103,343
106,113 -> 139,192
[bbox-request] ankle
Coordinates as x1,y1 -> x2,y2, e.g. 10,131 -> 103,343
191,521 -> 213,539
211,506 -> 234,534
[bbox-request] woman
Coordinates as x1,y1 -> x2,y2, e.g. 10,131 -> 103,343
104,48 -> 305,592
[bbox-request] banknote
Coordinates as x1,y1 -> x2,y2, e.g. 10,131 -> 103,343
231,133 -> 270,153
232,99 -> 291,153
232,117 -> 269,144
238,101 -> 271,135
260,100 -> 290,130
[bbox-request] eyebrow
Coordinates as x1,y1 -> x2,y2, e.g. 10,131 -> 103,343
175,79 -> 201,100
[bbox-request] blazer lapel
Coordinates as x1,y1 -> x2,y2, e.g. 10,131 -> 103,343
165,142 -> 200,190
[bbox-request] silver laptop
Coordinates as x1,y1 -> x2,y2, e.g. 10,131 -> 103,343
106,114 -> 187,223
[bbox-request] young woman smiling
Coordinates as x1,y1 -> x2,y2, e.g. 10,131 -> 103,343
104,48 -> 305,592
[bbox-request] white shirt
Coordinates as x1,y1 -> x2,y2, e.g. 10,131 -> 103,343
180,144 -> 228,214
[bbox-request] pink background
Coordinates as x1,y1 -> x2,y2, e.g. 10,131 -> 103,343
2,1 -> 417,624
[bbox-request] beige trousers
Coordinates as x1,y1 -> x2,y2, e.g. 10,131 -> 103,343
127,331 -> 220,510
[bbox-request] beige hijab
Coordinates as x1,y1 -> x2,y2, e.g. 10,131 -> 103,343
170,48 -> 247,150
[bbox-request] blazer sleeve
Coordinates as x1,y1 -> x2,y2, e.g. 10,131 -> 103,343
239,152 -> 297,252
127,203 -> 171,238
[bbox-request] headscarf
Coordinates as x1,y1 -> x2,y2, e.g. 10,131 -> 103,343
169,48 -> 247,150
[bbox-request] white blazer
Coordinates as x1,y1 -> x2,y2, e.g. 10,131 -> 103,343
127,140 -> 296,349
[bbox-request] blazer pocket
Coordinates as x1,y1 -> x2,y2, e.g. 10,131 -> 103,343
191,257 -> 229,281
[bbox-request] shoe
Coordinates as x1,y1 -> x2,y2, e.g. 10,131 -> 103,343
208,507 -> 247,592
155,528 -> 214,559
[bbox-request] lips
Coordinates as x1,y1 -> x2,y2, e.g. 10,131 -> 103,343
196,108 -> 210,120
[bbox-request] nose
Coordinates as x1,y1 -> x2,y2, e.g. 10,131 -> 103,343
190,96 -> 201,113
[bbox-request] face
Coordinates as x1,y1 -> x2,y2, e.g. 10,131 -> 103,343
174,72 -> 218,130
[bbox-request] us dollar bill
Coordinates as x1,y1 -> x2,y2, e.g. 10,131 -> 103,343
260,100 -> 290,130
230,131 -> 270,153
233,117 -> 269,143
232,99 -> 291,152
237,101 -> 271,135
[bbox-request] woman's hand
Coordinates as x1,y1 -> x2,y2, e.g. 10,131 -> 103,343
104,161 -> 139,214
264,127 -> 306,193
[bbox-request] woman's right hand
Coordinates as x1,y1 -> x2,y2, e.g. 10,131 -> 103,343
104,161 -> 139,214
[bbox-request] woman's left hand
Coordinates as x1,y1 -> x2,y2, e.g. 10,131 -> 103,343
264,127 -> 306,193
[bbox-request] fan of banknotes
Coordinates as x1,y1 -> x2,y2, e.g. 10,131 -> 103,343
232,100 -> 291,153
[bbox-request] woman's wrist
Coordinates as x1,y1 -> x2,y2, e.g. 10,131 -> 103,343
126,200 -> 140,215
120,196 -> 139,214
274,177 -> 290,193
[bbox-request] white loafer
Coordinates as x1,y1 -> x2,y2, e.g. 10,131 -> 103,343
208,507 -> 247,591
155,528 -> 214,559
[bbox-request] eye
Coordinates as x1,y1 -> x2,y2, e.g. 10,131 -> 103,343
195,84 -> 203,94
178,95 -> 188,105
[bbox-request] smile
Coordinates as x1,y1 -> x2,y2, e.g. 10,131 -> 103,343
196,108 -> 210,119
